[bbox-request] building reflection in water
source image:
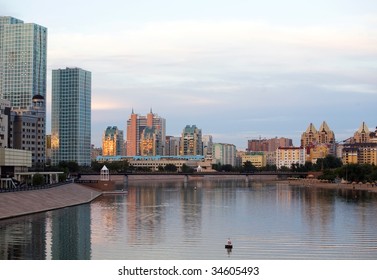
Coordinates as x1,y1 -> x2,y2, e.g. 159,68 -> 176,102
0,213 -> 47,260
50,204 -> 91,260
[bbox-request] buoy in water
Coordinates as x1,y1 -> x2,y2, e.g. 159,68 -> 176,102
225,238 -> 233,249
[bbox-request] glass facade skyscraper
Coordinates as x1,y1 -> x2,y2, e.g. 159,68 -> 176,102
0,16 -> 47,166
0,16 -> 47,109
51,68 -> 91,166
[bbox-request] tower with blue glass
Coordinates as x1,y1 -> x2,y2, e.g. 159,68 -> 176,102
51,67 -> 91,166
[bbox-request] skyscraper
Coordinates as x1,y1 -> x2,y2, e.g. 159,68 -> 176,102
0,16 -> 47,109
0,16 -> 47,165
51,68 -> 91,166
180,125 -> 203,156
126,110 -> 166,156
102,126 -> 124,156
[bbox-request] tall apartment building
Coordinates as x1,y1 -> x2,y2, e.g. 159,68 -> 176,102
247,137 -> 292,152
126,109 -> 166,156
202,135 -> 213,157
165,136 -> 180,156
341,122 -> 377,165
180,125 -> 203,156
140,127 -> 160,156
0,17 -> 47,107
351,122 -> 377,144
0,16 -> 47,164
213,143 -> 236,166
301,121 -> 336,162
51,68 -> 91,166
102,126 -> 124,156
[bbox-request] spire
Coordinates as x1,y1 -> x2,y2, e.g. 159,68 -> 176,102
131,108 -> 134,114
319,121 -> 330,132
357,122 -> 370,134
305,123 -> 317,134
150,107 -> 153,114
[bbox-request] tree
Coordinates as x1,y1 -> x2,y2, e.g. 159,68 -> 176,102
181,164 -> 194,173
32,173 -> 45,186
59,161 -> 80,173
164,164 -> 178,172
318,169 -> 337,182
243,161 -> 257,173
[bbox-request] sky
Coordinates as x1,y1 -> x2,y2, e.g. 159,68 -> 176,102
1,0 -> 377,150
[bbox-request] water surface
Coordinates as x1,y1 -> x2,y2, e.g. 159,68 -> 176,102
1,180 -> 377,259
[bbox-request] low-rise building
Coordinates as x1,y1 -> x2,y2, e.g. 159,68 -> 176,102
241,152 -> 266,168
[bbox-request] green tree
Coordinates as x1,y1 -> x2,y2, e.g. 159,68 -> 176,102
59,161 -> 80,173
243,161 -> 257,173
164,164 -> 178,172
32,173 -> 45,186
181,164 -> 194,173
318,169 -> 337,182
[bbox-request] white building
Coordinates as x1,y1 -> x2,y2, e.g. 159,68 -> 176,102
276,147 -> 305,169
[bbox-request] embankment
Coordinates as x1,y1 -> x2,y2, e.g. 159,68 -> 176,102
0,183 -> 102,220
288,179 -> 377,193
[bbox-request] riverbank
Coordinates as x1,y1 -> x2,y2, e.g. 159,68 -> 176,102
288,179 -> 377,193
0,183 -> 102,220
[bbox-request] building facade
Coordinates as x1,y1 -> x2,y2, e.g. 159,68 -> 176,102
9,95 -> 45,166
51,68 -> 91,166
212,143 -> 236,166
0,99 -> 10,148
102,126 -> 124,156
180,125 -> 203,156
301,121 -> 336,162
247,137 -> 293,152
340,123 -> 377,165
165,136 -> 180,156
276,147 -> 305,169
0,17 -> 47,108
126,110 -> 166,156
0,16 -> 47,163
241,152 -> 266,168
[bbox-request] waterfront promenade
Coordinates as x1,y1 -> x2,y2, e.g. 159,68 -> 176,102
0,183 -> 101,220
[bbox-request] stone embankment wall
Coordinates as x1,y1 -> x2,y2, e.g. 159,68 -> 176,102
0,183 -> 102,220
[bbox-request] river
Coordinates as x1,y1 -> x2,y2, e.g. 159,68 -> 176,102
1,179 -> 377,259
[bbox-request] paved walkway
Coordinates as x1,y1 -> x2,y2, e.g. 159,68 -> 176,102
0,183 -> 102,220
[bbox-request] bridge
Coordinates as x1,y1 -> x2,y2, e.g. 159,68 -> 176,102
76,171 -> 309,190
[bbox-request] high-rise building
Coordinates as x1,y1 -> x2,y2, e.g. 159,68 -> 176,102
340,122 -> 377,165
213,143 -> 236,166
0,16 -> 47,163
301,121 -> 335,147
51,67 -> 91,166
247,137 -> 292,152
126,109 -> 166,156
102,126 -> 124,156
352,122 -> 372,143
301,121 -> 336,162
202,135 -> 213,156
180,125 -> 203,156
165,136 -> 180,156
0,16 -> 47,109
